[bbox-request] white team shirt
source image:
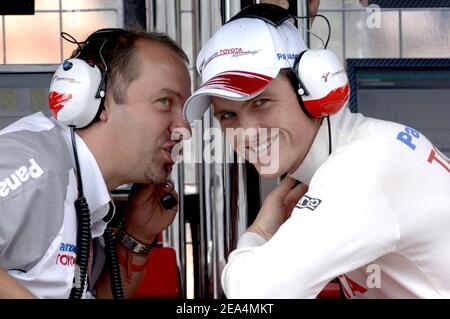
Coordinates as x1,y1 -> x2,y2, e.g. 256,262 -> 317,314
0,113 -> 113,298
221,107 -> 450,298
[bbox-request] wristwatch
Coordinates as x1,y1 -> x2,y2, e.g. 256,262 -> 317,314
117,229 -> 156,255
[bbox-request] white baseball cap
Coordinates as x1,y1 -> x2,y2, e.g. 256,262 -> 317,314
183,17 -> 307,123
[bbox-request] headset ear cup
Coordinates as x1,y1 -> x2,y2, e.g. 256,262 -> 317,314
49,58 -> 103,128
289,50 -> 314,117
50,28 -> 126,128
287,68 -> 312,118
96,72 -> 107,99
292,50 -> 308,97
297,50 -> 350,118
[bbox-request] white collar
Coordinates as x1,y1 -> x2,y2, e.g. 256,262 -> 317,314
52,119 -> 112,214
289,107 -> 362,185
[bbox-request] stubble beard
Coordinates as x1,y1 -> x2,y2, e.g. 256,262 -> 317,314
144,156 -> 171,186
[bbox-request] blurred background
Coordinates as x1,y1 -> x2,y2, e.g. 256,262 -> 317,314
0,0 -> 449,299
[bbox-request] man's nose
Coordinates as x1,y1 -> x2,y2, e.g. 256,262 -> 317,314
237,115 -> 261,148
239,113 -> 261,133
170,111 -> 192,141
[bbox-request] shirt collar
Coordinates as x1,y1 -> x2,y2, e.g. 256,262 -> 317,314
52,119 -> 112,214
289,107 -> 360,185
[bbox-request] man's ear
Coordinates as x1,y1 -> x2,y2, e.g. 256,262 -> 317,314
99,107 -> 108,122
100,91 -> 120,122
99,97 -> 110,123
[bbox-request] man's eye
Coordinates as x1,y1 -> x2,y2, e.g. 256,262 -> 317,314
221,112 -> 236,120
254,99 -> 269,107
159,98 -> 170,106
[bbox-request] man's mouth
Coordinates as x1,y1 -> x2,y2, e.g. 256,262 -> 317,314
248,134 -> 279,155
162,141 -> 180,164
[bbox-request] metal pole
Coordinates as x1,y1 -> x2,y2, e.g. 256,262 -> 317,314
150,0 -> 188,298
145,0 -> 154,31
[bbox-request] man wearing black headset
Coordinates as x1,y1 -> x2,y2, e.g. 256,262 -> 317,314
183,3 -> 450,298
0,29 -> 191,298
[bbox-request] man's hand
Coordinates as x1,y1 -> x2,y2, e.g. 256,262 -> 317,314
0,267 -> 35,299
260,0 -> 320,23
97,182 -> 178,299
308,0 -> 320,24
261,0 -> 320,15
123,182 -> 178,244
309,0 -> 320,17
261,0 -> 289,10
247,177 -> 308,240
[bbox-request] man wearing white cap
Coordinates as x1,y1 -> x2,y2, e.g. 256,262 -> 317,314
183,4 -> 450,298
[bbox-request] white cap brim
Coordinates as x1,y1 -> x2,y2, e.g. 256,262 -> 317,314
183,70 -> 275,123
183,17 -> 307,124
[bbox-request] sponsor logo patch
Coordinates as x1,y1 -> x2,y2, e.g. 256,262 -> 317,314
296,195 -> 322,211
0,158 -> 44,197
199,48 -> 261,73
56,242 -> 77,266
321,69 -> 345,83
48,91 -> 72,118
277,53 -> 299,60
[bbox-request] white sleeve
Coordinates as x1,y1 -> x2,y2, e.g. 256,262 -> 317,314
236,232 -> 267,249
221,161 -> 400,298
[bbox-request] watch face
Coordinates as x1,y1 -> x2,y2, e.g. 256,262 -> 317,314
126,236 -> 137,249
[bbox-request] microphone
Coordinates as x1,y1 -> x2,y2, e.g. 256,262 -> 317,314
160,181 -> 178,209
161,192 -> 178,209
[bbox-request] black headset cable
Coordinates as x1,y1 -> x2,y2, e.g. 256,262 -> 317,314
69,126 -> 92,299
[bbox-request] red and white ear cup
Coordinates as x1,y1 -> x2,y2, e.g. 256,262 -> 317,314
295,49 -> 349,118
49,58 -> 103,128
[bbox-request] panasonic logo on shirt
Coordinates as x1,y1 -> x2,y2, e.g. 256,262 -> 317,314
0,158 -> 44,197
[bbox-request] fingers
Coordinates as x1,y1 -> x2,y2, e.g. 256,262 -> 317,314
271,176 -> 297,198
309,0 -> 320,21
261,0 -> 289,10
158,180 -> 176,196
129,183 -> 156,205
165,179 -> 174,189
158,180 -> 179,210
163,183 -> 179,206
129,181 -> 179,209
284,182 -> 308,217
287,182 -> 308,205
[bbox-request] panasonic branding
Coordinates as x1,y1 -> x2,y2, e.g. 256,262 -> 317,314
0,158 -> 44,197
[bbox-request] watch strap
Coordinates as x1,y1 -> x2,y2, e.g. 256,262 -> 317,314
117,229 -> 156,255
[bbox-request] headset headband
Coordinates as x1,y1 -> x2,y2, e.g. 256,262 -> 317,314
227,4 -> 348,118
78,28 -> 128,99
76,28 -> 126,61
227,3 -> 292,27
86,28 -> 127,40
227,4 -> 310,96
